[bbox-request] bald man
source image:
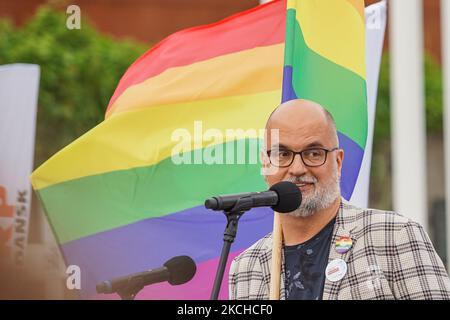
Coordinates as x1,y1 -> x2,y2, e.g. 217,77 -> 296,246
229,99 -> 450,300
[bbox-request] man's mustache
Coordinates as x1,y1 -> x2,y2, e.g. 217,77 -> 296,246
285,176 -> 318,184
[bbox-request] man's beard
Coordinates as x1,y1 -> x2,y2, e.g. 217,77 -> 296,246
285,169 -> 341,218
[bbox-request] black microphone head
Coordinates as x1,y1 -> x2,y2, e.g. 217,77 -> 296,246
269,181 -> 302,213
164,255 -> 197,285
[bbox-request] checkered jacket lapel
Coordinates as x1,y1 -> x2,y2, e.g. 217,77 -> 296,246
322,202 -> 359,299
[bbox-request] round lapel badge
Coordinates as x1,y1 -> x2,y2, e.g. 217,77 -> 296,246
335,236 -> 353,254
325,258 -> 347,282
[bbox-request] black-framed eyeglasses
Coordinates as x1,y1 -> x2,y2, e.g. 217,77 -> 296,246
266,147 -> 339,168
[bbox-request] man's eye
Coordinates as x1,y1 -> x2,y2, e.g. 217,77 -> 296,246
278,151 -> 291,158
304,150 -> 321,158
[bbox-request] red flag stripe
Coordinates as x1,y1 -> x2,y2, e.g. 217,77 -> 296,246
106,0 -> 286,113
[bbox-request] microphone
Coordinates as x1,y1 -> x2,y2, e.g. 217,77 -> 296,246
204,181 -> 301,213
96,255 -> 196,295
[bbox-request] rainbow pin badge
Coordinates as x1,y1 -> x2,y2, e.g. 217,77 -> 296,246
335,236 -> 353,254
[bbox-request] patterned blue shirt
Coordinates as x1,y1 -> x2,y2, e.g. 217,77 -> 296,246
284,217 -> 336,300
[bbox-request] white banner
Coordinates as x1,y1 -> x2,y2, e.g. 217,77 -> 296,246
0,64 -> 40,267
349,1 -> 387,208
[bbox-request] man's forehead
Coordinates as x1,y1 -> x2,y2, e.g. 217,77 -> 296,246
266,99 -> 329,125
267,114 -> 332,139
265,99 -> 336,148
270,138 -> 326,149
267,115 -> 329,133
266,128 -> 331,150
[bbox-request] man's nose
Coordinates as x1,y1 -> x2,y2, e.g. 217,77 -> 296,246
288,153 -> 308,176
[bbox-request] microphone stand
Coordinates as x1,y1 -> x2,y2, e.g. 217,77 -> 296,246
117,279 -> 145,300
210,197 -> 253,300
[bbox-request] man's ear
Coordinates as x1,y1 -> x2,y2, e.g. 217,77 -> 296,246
260,149 -> 270,183
261,149 -> 269,166
336,148 -> 344,177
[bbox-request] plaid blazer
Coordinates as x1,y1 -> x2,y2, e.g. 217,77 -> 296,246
229,202 -> 450,300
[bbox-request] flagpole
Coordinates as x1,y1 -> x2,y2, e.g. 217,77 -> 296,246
269,211 -> 283,300
258,0 -> 282,301
440,0 -> 450,271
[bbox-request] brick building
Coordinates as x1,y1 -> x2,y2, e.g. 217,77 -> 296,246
0,0 -> 444,62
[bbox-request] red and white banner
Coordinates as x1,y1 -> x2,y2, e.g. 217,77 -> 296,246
0,64 -> 40,266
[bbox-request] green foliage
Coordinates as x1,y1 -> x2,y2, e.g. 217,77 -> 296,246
370,52 -> 443,210
0,7 -> 148,167
425,55 -> 444,134
374,53 -> 443,141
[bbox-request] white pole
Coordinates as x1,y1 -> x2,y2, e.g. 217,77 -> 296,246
389,0 -> 428,228
441,0 -> 450,271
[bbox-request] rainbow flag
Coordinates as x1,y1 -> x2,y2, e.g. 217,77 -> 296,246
31,0 -> 368,299
283,0 -> 367,198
